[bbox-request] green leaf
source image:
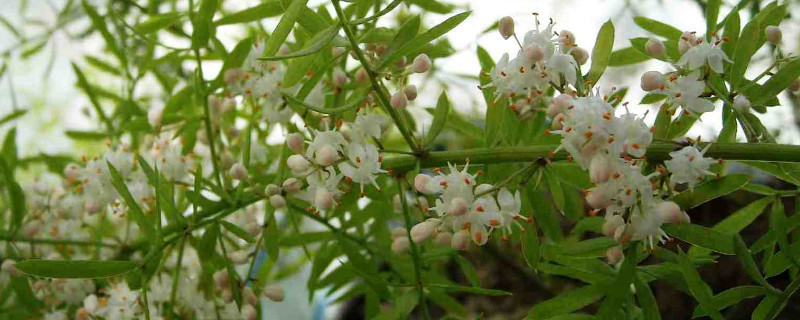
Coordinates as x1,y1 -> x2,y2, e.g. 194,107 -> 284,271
82,0 -> 126,66
608,47 -> 650,66
662,224 -> 735,255
71,63 -> 113,134
0,110 -> 27,127
386,15 -> 420,57
14,260 -> 138,279
721,9 -> 740,59
1,128 -> 17,168
262,0 -> 309,57
191,0 -> 219,49
584,20 -> 614,85
107,162 -> 155,241
10,275 -> 43,309
455,254 -> 480,287
378,11 -> 470,69
596,246 -> 638,318
733,235 -> 774,290
64,130 -> 109,140
526,284 -> 604,319
676,248 -> 725,320
259,24 -> 339,61
634,277 -> 662,320
427,284 -> 511,296
197,224 -> 220,262
751,58 -> 800,106
633,16 -> 682,39
136,12 -> 184,34
220,220 -> 255,243
669,174 -> 750,210
521,219 -> 540,270
729,18 -> 761,89
214,1 -> 283,25
712,197 -> 771,234
693,286 -> 767,318
545,167 -> 566,214
405,0 -> 454,14
705,0 -> 722,39
348,0 -> 403,25
424,91 -> 449,147
719,107 -> 738,143
640,93 -> 667,104
0,158 -> 25,231
0,15 -> 22,40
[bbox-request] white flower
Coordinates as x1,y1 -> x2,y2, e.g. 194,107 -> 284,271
630,203 -> 669,249
306,130 -> 348,163
547,53 -> 578,86
610,111 -> 652,158
338,143 -> 386,193
665,72 -> 716,114
665,145 -> 717,189
553,95 -> 616,168
678,40 -> 729,73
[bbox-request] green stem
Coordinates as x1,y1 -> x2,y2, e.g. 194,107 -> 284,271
331,0 -> 419,151
0,234 -> 119,248
381,142 -> 800,172
168,235 -> 186,319
396,178 -> 430,319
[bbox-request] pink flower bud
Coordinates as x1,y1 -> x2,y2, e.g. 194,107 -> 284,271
499,16 -> 515,40
447,197 -> 469,216
391,91 -> 407,109
246,221 -> 261,236
392,237 -> 410,253
221,289 -> 233,303
589,156 -> 613,184
286,133 -> 304,154
547,94 -> 572,118
355,68 -> 369,83
263,285 -> 285,302
242,304 -> 258,320
733,94 -> 750,112
766,26 -> 782,45
414,174 -> 431,193
221,152 -> 235,170
411,54 -> 431,73
602,215 -> 625,238
571,47 -> 589,65
640,71 -> 663,92
230,163 -> 249,181
243,287 -> 258,305
333,68 -> 347,88
451,230 -> 471,250
392,227 -> 407,240
410,220 -> 437,243
314,145 -> 339,166
559,30 -> 576,47
287,155 -> 310,174
230,250 -> 249,264
213,269 -> 229,287
1,259 -> 18,277
791,79 -> 800,92
282,178 -> 302,193
606,246 -> 624,264
314,190 -> 334,210
265,184 -> 281,196
656,201 -> 689,224
332,46 -> 346,57
224,68 -> 244,84
585,188 -> 611,209
435,232 -> 453,246
645,38 -> 666,58
403,85 -> 418,101
678,31 -> 697,54
148,107 -> 163,128
269,194 -> 287,208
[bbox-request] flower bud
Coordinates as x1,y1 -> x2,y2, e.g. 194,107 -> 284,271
246,221 -> 261,236
602,215 -> 625,237
374,44 -> 388,57
148,107 -> 163,128
224,68 -> 244,85
230,163 -> 249,181
451,230 -> 471,250
614,224 -> 633,244
333,68 -> 347,88
414,174 -> 431,194
606,246 -> 624,264
265,184 -> 281,196
571,47 -> 589,65
498,16 -> 515,40
447,197 -> 469,216
221,152 -> 235,170
547,94 -> 572,118
733,94 -> 751,112
403,85 -> 418,101
263,284 -> 285,302
221,289 -> 233,303
314,190 -> 334,210
355,68 -> 369,83
791,79 -> 800,92
766,26 -> 782,45
269,194 -> 287,208
589,156 -> 613,184
287,155 -> 310,174
411,54 -> 431,73
551,114 -> 565,130
230,250 -> 249,264
678,31 -> 697,54
391,91 -> 407,109
655,201 -> 689,224
645,38 -> 666,58
392,227 -> 407,240
314,145 -> 339,166
213,269 -> 229,287
332,46 -> 345,57
585,188 -> 611,209
286,133 -> 304,154
410,220 -> 437,243
392,237 -> 410,253
1,259 -> 18,276
242,304 -> 258,320
435,232 -> 453,246
279,44 -> 291,56
640,71 -> 663,92
559,30 -> 576,47
523,43 -> 546,62
282,178 -> 302,193
243,287 -> 258,305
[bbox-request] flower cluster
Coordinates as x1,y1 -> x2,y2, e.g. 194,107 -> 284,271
404,163 -> 526,251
